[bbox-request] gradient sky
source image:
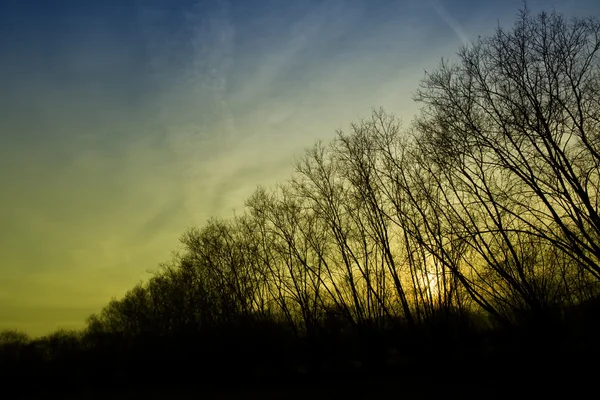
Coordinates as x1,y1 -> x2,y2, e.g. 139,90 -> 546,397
2,0 -> 599,337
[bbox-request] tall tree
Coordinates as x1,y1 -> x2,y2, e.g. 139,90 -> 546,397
414,7 -> 600,295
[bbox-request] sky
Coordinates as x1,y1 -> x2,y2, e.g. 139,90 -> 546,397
1,0 -> 599,337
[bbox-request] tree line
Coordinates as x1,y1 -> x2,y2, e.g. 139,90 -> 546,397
2,7 -> 600,393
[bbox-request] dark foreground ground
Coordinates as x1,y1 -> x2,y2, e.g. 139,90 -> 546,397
18,379 -> 510,400
11,323 -> 598,399
20,361 -> 590,400
21,378 -> 583,400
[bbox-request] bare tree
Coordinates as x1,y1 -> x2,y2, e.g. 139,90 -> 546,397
415,7 -> 600,290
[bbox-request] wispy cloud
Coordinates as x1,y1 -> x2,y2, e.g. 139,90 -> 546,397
428,0 -> 472,47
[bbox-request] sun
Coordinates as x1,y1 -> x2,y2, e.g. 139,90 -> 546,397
417,269 -> 442,299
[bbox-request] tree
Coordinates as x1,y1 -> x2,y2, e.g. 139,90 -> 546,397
0,329 -> 30,364
414,7 -> 600,313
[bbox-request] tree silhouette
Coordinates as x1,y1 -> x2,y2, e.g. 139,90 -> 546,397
415,6 -> 600,298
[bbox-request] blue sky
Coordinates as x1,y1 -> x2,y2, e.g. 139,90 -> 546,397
1,0 -> 599,336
